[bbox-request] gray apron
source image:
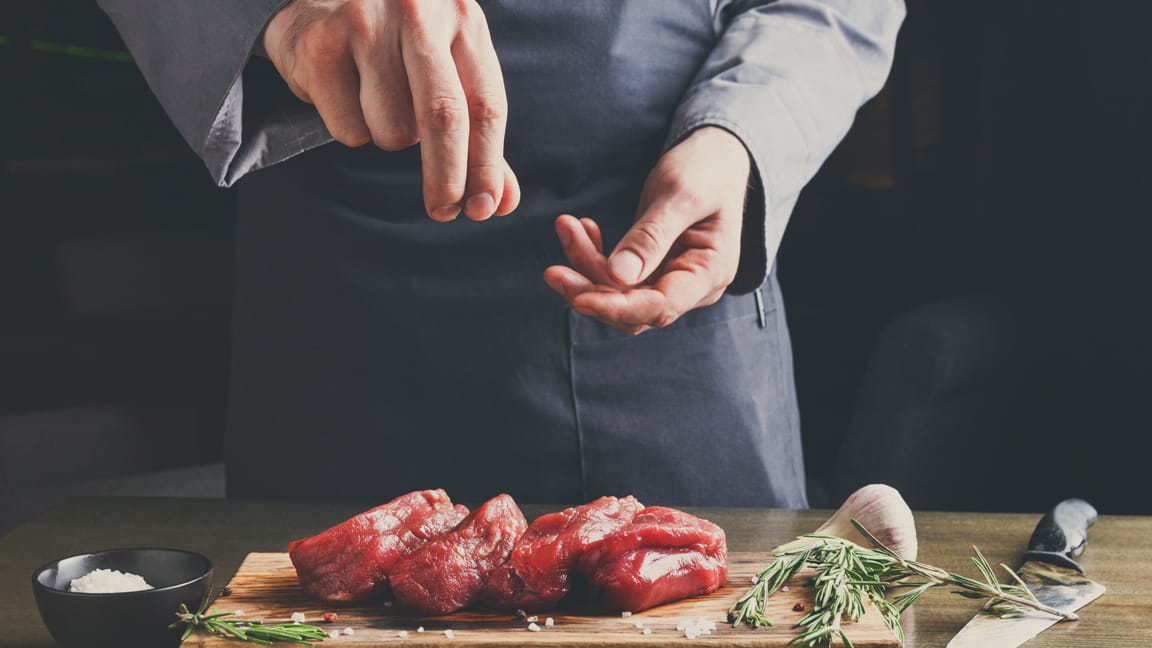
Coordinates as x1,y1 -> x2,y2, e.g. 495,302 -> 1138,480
225,2 -> 806,508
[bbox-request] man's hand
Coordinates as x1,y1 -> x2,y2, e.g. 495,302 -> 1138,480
542,127 -> 751,335
262,0 -> 520,221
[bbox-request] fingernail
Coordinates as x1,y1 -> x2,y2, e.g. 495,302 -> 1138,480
465,193 -> 495,220
609,250 -> 643,285
431,205 -> 460,221
557,224 -> 571,247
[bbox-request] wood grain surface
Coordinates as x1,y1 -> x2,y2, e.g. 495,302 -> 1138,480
183,552 -> 900,647
5,499 -> 1151,648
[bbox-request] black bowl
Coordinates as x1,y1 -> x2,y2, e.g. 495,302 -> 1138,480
32,548 -> 213,648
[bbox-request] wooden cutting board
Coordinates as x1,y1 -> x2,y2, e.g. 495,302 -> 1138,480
182,553 -> 899,647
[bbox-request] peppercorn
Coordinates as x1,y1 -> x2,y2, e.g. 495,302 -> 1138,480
793,603 -> 805,612
323,612 -> 338,623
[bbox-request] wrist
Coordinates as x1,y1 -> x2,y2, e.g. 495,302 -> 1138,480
688,126 -> 751,178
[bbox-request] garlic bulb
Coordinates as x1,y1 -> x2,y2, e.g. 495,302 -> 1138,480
779,484 -> 918,559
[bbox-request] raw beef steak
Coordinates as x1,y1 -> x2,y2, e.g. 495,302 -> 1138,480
482,495 -> 643,610
391,494 -> 527,616
288,489 -> 468,604
578,506 -> 728,612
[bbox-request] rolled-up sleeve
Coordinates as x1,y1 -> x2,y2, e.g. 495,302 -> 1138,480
97,0 -> 332,187
666,0 -> 906,293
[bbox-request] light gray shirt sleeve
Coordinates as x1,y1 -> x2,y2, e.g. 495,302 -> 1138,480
668,0 -> 906,293
97,0 -> 331,188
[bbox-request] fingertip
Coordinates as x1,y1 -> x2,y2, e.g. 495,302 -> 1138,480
542,270 -> 566,298
607,250 -> 644,285
429,205 -> 461,222
494,165 -> 521,216
463,192 -> 495,220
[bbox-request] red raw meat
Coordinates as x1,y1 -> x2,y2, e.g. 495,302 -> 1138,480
578,506 -> 728,612
390,494 -> 527,616
288,489 -> 468,604
482,495 -> 643,610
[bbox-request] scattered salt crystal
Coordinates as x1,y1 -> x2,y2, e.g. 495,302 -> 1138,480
291,612 -> 306,624
526,615 -> 538,623
443,629 -> 455,638
397,630 -> 408,638
417,626 -> 425,633
527,623 -> 541,632
751,574 -> 759,584
634,622 -> 644,629
621,611 -> 633,618
68,569 -> 153,594
642,628 -> 652,636
233,610 -> 245,617
781,585 -> 790,592
677,617 -> 717,639
384,601 -> 393,607
544,617 -> 554,627
342,627 -> 354,636
328,630 -> 340,639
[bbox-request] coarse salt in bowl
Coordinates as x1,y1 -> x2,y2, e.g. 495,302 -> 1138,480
32,547 -> 213,648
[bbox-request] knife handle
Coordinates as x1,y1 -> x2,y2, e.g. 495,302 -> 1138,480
1021,499 -> 1097,573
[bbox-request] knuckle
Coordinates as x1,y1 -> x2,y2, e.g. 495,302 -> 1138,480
673,184 -> 704,212
339,1 -> 374,38
298,28 -> 344,67
629,223 -> 666,255
426,96 -> 466,133
468,90 -> 507,125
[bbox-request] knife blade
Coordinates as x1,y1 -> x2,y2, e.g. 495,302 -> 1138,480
945,498 -> 1106,648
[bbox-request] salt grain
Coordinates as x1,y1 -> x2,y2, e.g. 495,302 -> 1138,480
781,585 -> 790,592
621,611 -> 633,618
397,630 -> 408,638
383,601 -> 393,607
328,630 -> 340,639
634,621 -> 644,629
443,629 -> 455,638
416,626 -> 424,633
643,628 -> 652,636
291,612 -> 306,624
342,627 -> 354,635
544,617 -> 554,627
526,615 -> 538,623
233,610 -> 245,617
527,623 -> 541,632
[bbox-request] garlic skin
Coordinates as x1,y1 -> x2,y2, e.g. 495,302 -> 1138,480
780,484 -> 918,559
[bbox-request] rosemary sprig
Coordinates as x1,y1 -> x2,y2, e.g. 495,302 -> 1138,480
171,590 -> 329,645
729,519 -> 1076,647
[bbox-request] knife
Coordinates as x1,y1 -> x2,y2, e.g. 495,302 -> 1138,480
945,498 -> 1106,648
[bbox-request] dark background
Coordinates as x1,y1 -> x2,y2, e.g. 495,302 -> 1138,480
2,1 -> 1149,533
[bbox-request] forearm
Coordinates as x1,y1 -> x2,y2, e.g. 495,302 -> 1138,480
669,0 -> 906,292
97,0 -> 330,187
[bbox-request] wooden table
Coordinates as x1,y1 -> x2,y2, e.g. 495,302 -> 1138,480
1,497 -> 1148,647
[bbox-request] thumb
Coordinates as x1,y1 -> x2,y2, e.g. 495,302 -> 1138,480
607,199 -> 695,286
